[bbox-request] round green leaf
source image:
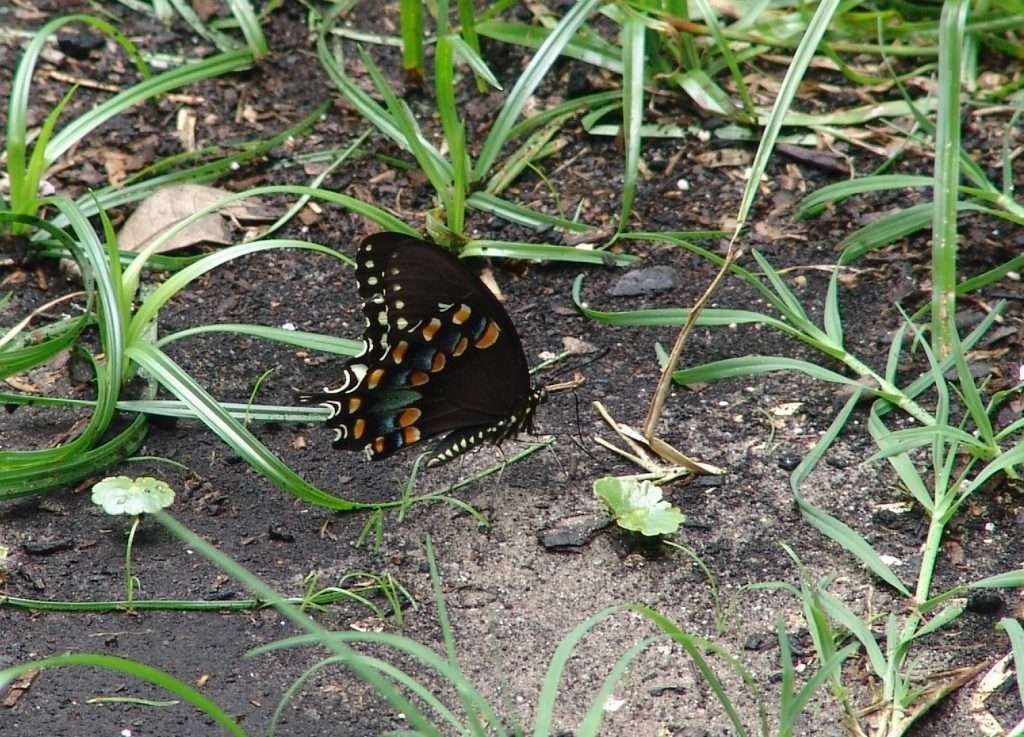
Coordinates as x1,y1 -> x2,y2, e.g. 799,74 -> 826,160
594,477 -> 684,537
91,476 -> 175,516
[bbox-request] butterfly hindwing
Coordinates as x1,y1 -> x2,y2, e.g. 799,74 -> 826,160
300,233 -> 542,464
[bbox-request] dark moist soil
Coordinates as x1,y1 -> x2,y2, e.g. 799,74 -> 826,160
3,3 -> 1024,737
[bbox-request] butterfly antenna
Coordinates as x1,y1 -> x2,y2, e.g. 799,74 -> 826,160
541,434 -> 572,482
570,389 -> 599,463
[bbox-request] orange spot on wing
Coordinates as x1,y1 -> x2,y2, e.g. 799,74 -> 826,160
392,341 -> 409,363
373,437 -> 386,455
474,321 -> 500,349
402,427 -> 421,445
422,318 -> 442,341
452,336 -> 469,357
430,352 -> 446,372
353,418 -> 366,439
398,408 -> 421,427
367,368 -> 385,388
452,304 -> 472,325
348,397 -> 362,414
410,371 -> 430,386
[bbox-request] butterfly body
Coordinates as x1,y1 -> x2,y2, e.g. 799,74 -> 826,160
301,233 -> 544,466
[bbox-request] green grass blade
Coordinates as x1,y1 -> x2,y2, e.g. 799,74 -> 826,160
5,14 -> 148,222
669,68 -> 736,117
128,238 -> 350,347
3,200 -> 126,468
816,589 -> 887,677
672,355 -> 864,391
0,654 -> 246,737
475,0 -> 602,179
318,30 -> 408,146
166,0 -> 242,52
64,101 -> 331,223
791,391 -> 912,596
971,571 -> 1024,589
434,34 -> 468,233
930,0 -> 969,356
485,111 -> 573,197
797,175 -> 933,219
749,250 -> 812,327
735,0 -> 841,228
0,394 -> 329,423
449,35 -> 500,90
838,202 -> 933,263
126,343 -> 375,511
0,315 -> 88,378
157,324 -> 361,355
466,191 -> 590,232
628,604 -> 753,736
400,0 -> 425,82
455,0 -> 486,91
121,185 -> 413,300
576,636 -> 662,737
943,330 -> 992,442
155,512 -> 447,737
868,425 -> 988,461
960,439 -> 1024,498
47,49 -> 252,165
779,644 -> 859,735
867,407 -> 937,516
0,415 -> 148,499
532,605 -> 625,737
359,47 -> 454,201
461,241 -> 637,265
822,261 -> 843,346
691,0 -> 754,114
777,621 -> 797,728
475,19 -> 622,74
506,89 -> 620,141
22,86 -> 78,218
618,11 -> 645,229
227,0 -> 267,57
422,535 -> 496,737
998,618 -> 1024,710
269,654 -> 466,737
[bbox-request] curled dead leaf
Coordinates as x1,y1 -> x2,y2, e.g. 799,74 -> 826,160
117,184 -> 280,254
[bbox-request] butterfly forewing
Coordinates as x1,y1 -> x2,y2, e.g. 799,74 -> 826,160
300,233 -> 539,463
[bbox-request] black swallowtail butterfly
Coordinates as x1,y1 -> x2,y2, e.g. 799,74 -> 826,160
300,232 -> 545,466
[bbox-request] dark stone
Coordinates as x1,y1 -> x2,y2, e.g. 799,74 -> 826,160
609,266 -> 679,297
743,632 -> 775,651
57,31 -> 105,59
538,514 -> 612,550
966,591 -> 1004,616
777,454 -> 801,471
22,539 -> 75,555
268,525 -> 295,542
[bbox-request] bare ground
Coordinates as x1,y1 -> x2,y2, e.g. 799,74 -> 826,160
2,3 -> 1023,736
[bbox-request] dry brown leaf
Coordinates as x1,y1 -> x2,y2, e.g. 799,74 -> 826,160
192,0 -> 221,21
562,336 -> 596,354
2,349 -> 71,394
479,267 -> 504,301
101,149 -> 145,185
692,148 -> 752,168
117,184 -> 279,254
177,108 -> 197,152
2,670 -> 39,707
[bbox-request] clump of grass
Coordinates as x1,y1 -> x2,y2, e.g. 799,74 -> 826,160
1,515 -> 852,736
573,1 -> 1024,733
2,14 -> 255,235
